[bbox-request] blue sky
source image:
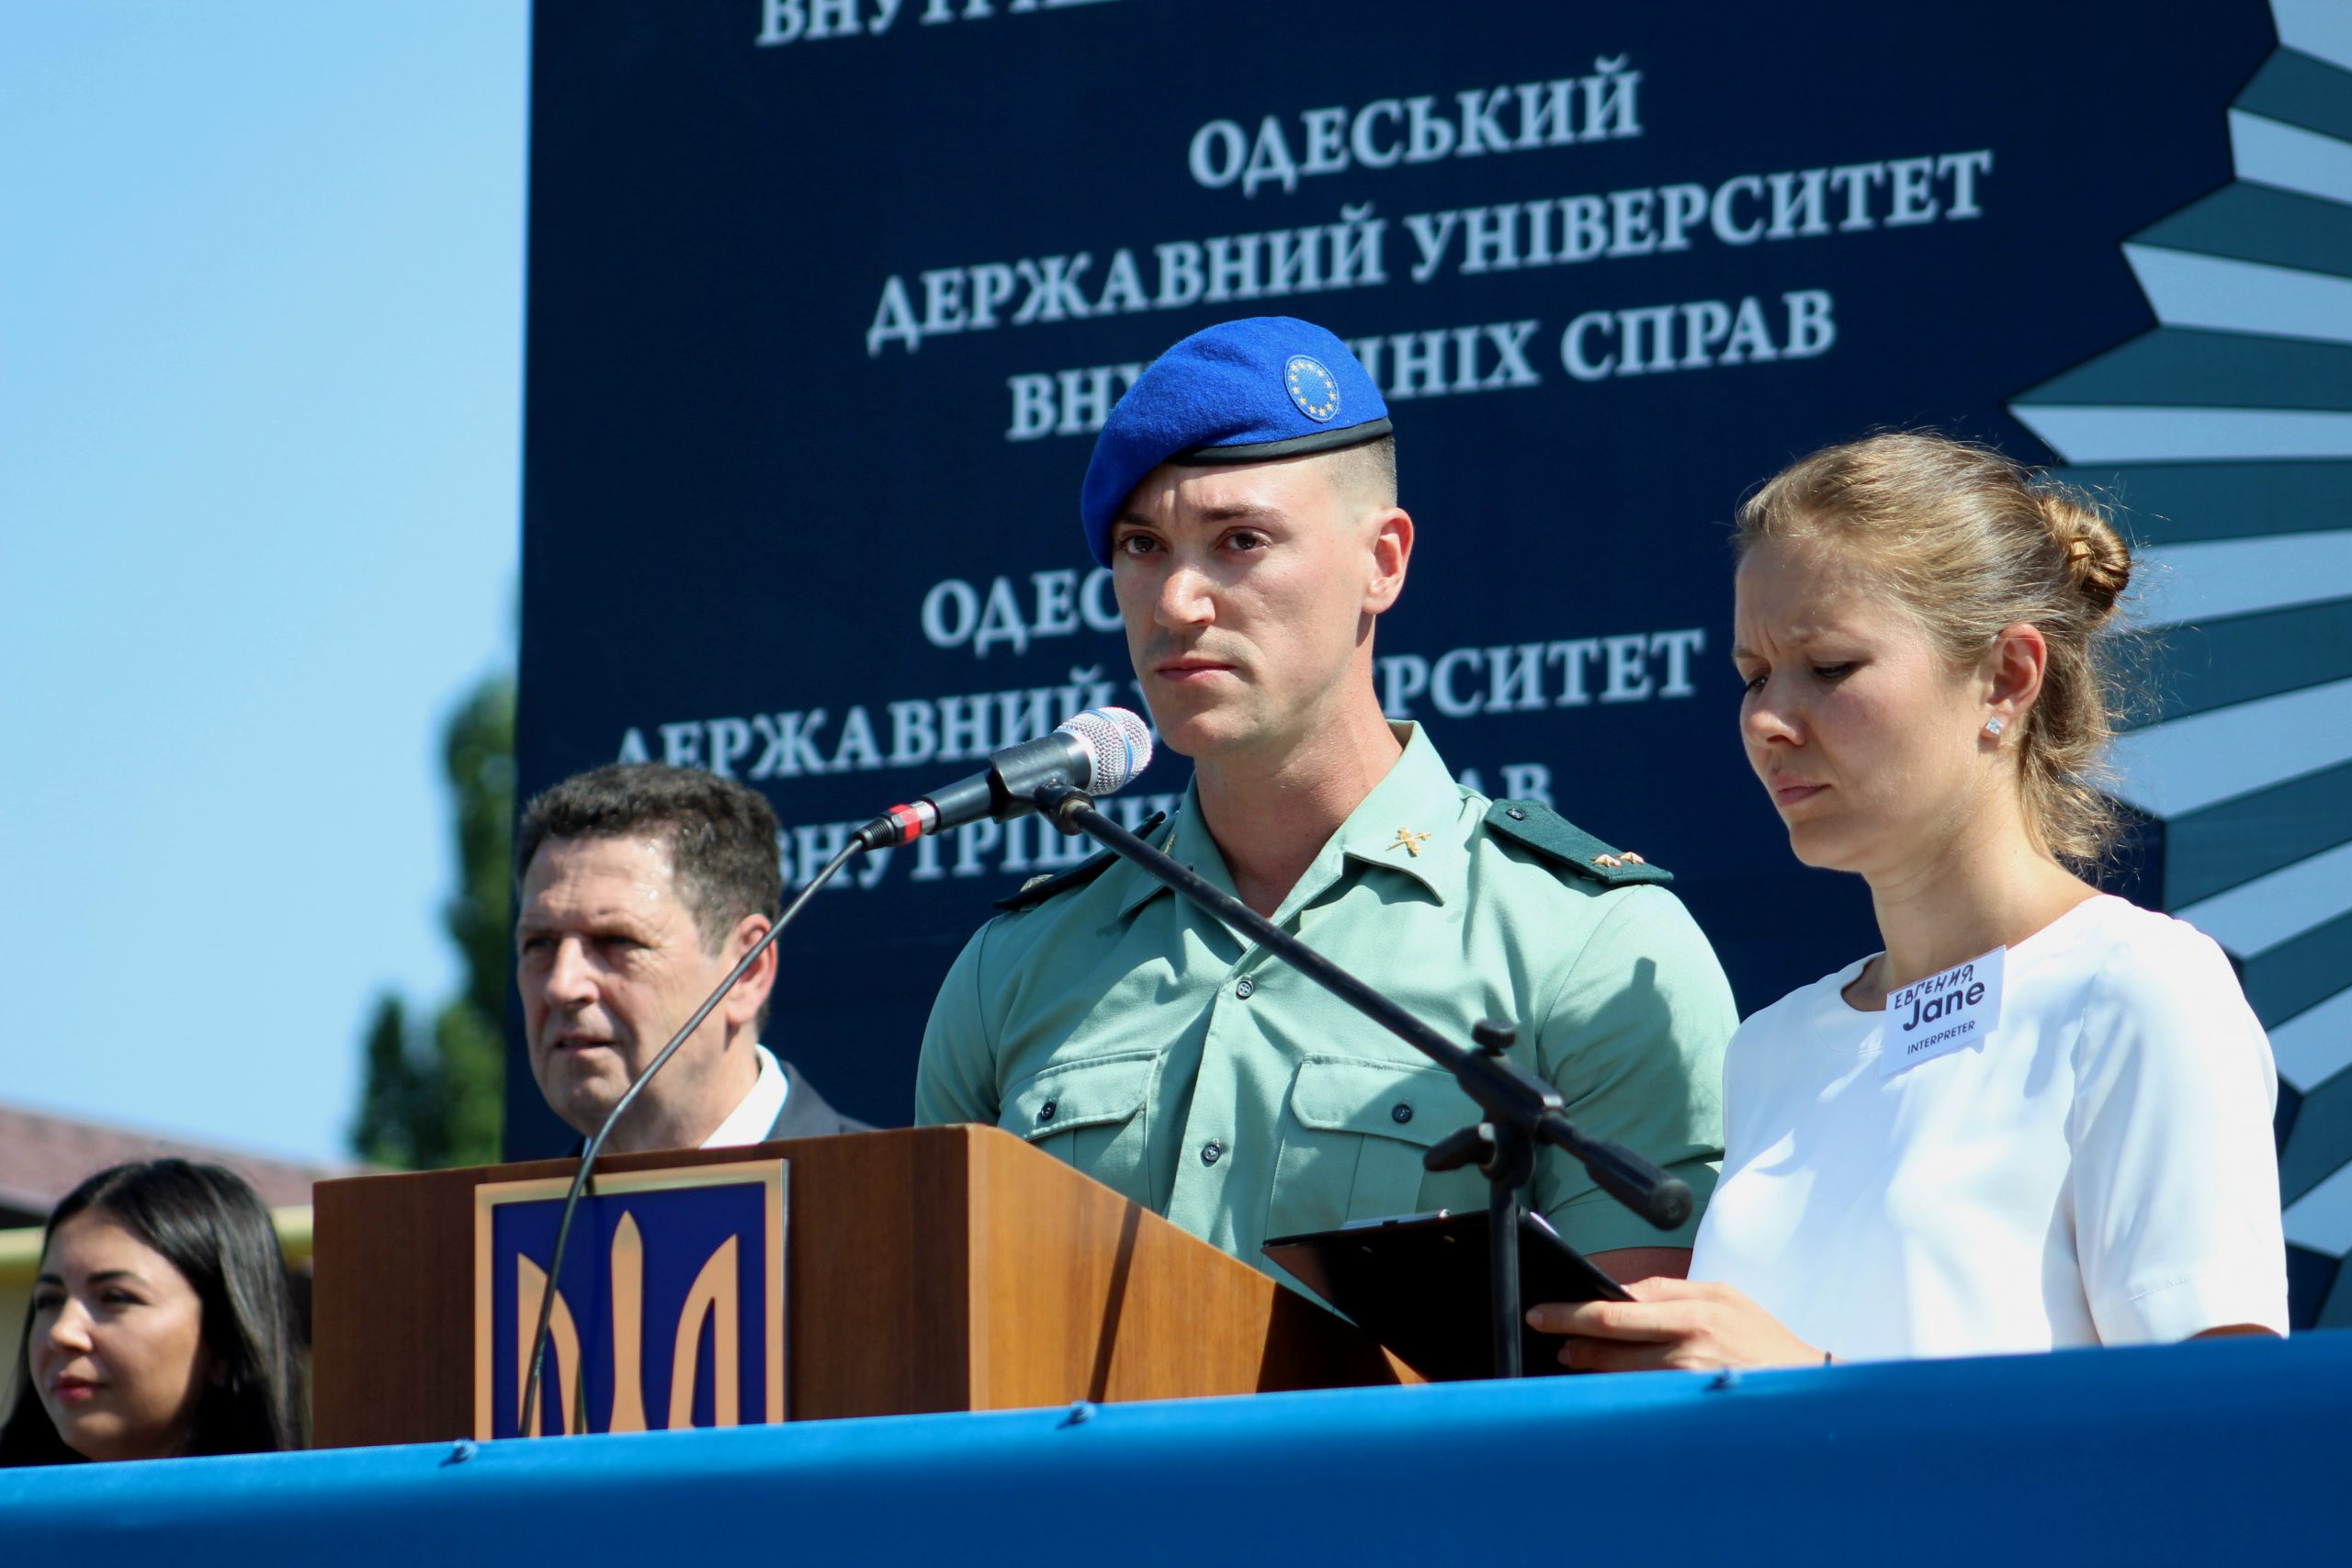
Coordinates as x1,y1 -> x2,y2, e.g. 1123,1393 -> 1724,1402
0,4 -> 529,1162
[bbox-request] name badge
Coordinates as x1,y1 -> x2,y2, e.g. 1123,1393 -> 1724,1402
1880,946 -> 2005,1077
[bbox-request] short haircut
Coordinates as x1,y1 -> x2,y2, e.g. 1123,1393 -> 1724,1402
514,763 -> 784,953
1323,433 -> 1397,511
0,1160 -> 304,1464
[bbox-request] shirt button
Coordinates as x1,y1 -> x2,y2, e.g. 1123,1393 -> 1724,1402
1201,1142 -> 1224,1166
1392,1102 -> 1414,1124
1235,976 -> 1256,999
1038,1099 -> 1057,1122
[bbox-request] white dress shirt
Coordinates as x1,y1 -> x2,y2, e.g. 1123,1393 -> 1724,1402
700,1043 -> 791,1149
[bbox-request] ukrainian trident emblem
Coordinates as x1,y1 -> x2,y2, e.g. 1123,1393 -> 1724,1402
473,1161 -> 786,1438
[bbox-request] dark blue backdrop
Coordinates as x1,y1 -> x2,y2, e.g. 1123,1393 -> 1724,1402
514,3 -> 2285,1180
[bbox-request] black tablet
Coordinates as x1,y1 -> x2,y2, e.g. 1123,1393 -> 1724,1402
1262,1208 -> 1631,1382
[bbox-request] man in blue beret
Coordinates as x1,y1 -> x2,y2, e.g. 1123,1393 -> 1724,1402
916,317 -> 1734,1295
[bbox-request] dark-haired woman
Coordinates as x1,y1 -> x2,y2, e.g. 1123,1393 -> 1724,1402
0,1159 -> 304,1463
1533,433 -> 2289,1369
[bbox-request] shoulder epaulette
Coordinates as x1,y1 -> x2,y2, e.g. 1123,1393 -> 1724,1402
1482,799 -> 1674,887
993,812 -> 1170,912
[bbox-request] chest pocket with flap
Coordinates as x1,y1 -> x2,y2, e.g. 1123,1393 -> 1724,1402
1003,1050 -> 1155,1200
1276,1056 -> 1484,1233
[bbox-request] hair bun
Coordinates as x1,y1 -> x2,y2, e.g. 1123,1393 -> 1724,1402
2039,489 -> 2131,620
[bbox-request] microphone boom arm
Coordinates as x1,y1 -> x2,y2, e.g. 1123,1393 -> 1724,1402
1034,780 -> 1690,1379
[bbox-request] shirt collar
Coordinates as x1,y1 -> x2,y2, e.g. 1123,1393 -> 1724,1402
701,1043 -> 788,1149
1117,796 -> 1227,919
1115,721 -> 1466,919
1323,722 -> 1465,905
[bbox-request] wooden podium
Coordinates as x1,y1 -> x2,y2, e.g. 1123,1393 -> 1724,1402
311,1124 -> 1412,1447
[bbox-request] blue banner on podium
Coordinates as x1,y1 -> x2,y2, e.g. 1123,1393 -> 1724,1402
472,1162 -> 787,1438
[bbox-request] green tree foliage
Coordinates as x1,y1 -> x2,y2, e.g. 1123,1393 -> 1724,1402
350,674 -> 514,1168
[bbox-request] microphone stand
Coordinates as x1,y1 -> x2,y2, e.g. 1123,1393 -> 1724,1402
1033,782 -> 1690,1381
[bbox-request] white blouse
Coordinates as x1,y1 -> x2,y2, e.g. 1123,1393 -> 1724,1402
1690,895 -> 2289,1360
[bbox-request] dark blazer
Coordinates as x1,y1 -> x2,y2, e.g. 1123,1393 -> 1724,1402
566,1057 -> 873,1156
767,1057 -> 872,1139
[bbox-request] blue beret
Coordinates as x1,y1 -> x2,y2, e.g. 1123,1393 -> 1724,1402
1080,316 -> 1392,567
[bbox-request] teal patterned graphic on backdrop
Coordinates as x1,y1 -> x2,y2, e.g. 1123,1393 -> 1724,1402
2010,0 -> 2352,1327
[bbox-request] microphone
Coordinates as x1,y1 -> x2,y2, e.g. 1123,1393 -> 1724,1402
521,829 -> 872,1437
854,706 -> 1153,850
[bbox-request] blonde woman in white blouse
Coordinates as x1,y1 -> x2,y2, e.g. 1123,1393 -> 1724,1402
1532,434 -> 2288,1368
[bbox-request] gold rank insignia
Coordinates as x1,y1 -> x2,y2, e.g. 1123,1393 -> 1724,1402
1390,828 -> 1432,858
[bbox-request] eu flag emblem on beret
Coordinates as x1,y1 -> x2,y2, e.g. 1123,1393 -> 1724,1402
1080,317 -> 1391,566
1285,355 -> 1342,422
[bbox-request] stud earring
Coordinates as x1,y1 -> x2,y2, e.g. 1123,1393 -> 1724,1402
1984,717 -> 2005,737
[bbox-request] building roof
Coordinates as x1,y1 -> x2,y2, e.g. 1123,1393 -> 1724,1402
0,1100 -> 365,1229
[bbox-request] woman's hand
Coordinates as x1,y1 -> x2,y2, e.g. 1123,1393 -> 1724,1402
1526,1278 -> 1826,1371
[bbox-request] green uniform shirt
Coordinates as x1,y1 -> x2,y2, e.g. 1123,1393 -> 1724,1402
915,724 -> 1735,1272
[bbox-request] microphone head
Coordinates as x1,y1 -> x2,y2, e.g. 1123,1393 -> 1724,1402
1056,707 -> 1154,795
